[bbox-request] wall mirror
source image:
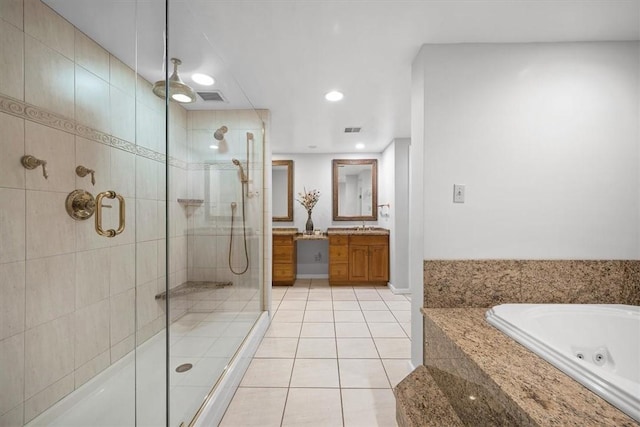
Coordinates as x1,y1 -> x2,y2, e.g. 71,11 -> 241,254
332,159 -> 378,221
272,160 -> 294,221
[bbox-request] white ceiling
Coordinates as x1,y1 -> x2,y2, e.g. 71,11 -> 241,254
45,0 -> 639,154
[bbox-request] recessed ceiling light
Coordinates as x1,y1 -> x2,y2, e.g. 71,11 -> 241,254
355,143 -> 365,150
209,144 -> 219,150
172,93 -> 193,103
325,91 -> 343,102
192,73 -> 215,86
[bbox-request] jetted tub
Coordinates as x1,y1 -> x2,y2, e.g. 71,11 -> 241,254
486,304 -> 640,423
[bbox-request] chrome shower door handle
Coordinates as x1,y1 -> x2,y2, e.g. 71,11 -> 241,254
95,190 -> 125,237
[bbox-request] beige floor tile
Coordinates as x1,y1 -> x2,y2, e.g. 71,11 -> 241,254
307,291 -> 332,301
278,300 -> 307,310
338,359 -> 390,388
239,358 -> 293,387
292,279 -> 311,287
336,338 -> 379,358
282,388 -> 343,426
354,292 -> 382,301
303,310 -> 334,323
400,322 -> 411,338
334,310 -> 365,322
363,310 -> 397,323
358,301 -> 388,311
368,322 -> 408,338
290,358 -> 339,388
391,310 -> 411,323
381,359 -> 413,387
305,300 -> 333,310
220,387 -> 287,426
254,337 -> 298,358
374,338 -> 411,359
385,301 -> 411,311
264,322 -> 302,338
273,310 -> 305,323
300,322 -> 335,338
296,338 -> 337,358
335,322 -> 371,338
342,388 -> 397,427
333,301 -> 361,311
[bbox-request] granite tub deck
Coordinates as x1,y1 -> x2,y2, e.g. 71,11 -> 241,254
396,308 -> 638,426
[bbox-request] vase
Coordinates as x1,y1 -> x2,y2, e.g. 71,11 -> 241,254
305,210 -> 314,234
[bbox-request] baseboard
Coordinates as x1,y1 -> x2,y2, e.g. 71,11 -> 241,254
296,274 -> 329,279
192,312 -> 270,427
388,282 -> 411,294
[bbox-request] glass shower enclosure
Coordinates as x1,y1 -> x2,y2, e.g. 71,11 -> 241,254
0,0 -> 267,426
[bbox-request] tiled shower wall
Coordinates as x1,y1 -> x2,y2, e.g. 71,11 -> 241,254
179,110 -> 267,316
0,0 -> 189,424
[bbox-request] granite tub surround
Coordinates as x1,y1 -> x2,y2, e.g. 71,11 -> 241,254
421,308 -> 638,426
423,260 -> 640,308
395,365 -> 463,427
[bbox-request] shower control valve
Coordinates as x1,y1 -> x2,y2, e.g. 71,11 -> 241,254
76,165 -> 96,185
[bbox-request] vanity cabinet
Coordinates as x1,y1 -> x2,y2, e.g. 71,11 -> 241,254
273,234 -> 296,285
329,235 -> 349,282
329,233 -> 389,285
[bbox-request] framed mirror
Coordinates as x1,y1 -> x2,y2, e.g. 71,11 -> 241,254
332,159 -> 378,221
272,160 -> 294,221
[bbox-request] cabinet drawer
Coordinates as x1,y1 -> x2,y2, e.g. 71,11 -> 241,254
273,235 -> 294,245
329,245 -> 348,262
329,263 -> 348,280
329,235 -> 348,245
273,245 -> 294,263
273,264 -> 294,280
349,235 -> 388,246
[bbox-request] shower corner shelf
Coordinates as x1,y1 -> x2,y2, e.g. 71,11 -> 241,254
177,198 -> 204,206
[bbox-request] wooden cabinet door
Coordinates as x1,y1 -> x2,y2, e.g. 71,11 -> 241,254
369,244 -> 389,282
348,245 -> 369,281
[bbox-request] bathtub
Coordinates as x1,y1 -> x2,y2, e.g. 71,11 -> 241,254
486,304 -> 640,423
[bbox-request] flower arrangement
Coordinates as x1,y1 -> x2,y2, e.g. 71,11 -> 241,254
296,188 -> 320,212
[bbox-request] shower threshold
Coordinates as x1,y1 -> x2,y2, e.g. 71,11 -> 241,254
155,281 -> 233,300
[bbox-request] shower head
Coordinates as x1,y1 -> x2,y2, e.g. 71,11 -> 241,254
232,158 -> 248,184
214,126 -> 228,141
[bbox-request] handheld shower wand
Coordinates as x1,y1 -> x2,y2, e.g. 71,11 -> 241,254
232,158 -> 248,183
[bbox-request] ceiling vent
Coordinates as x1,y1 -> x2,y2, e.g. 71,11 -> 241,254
197,91 -> 226,102
344,127 -> 361,133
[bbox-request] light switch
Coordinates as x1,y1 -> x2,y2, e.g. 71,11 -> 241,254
453,184 -> 465,203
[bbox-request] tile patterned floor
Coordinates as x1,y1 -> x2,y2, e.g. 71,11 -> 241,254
220,279 -> 413,427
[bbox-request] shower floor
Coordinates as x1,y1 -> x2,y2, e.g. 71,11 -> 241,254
26,286 -> 262,427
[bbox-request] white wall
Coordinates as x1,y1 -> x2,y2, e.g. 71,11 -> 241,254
417,42 -> 639,260
410,40 -> 640,368
384,138 -> 410,293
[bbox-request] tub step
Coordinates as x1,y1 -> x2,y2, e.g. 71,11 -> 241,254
394,365 -> 463,427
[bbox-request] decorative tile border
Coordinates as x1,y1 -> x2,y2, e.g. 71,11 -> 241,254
0,93 -> 188,168
423,260 -> 640,308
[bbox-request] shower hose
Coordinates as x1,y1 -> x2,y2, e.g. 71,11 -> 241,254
229,194 -> 249,275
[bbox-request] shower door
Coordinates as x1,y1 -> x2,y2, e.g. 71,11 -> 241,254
0,0 -> 169,425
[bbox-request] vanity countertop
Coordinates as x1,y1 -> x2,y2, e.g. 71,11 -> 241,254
326,227 -> 389,236
419,308 -> 637,426
272,228 -> 298,236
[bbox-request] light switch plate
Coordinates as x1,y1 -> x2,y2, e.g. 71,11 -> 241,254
453,184 -> 465,203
